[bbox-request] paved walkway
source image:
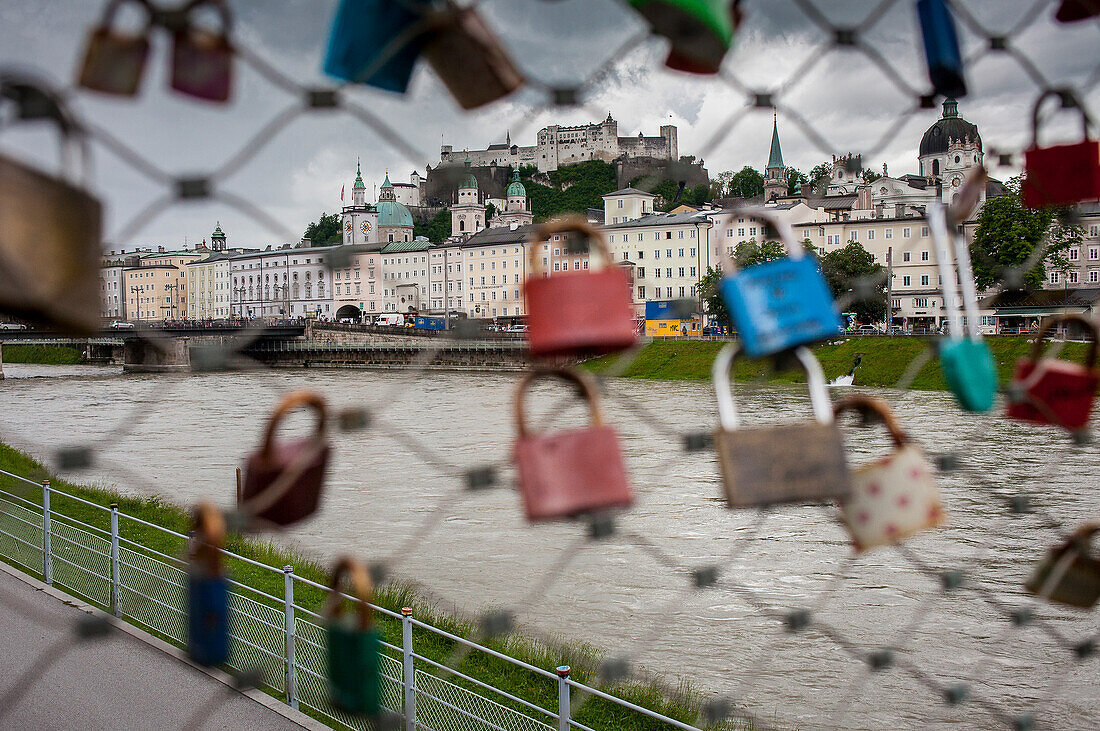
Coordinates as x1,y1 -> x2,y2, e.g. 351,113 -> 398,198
0,563 -> 325,730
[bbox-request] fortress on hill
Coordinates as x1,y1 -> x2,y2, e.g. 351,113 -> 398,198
439,113 -> 678,173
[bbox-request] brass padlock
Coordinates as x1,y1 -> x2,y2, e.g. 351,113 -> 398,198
421,4 -> 524,110
713,344 -> 851,507
0,77 -> 102,334
77,0 -> 153,96
1026,524 -> 1100,609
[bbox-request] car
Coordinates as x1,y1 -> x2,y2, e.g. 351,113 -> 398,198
503,324 -> 527,333
338,317 -> 358,324
109,321 -> 135,330
0,322 -> 27,330
855,326 -> 881,335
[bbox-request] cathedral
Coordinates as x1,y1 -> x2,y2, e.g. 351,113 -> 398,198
340,161 -> 415,245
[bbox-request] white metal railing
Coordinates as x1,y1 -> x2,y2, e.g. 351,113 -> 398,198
0,467 -> 702,731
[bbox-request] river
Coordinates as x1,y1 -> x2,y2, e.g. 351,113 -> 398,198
1,363 -> 1098,729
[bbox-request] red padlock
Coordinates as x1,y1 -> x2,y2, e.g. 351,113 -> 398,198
170,0 -> 233,102
514,367 -> 633,522
524,217 -> 636,358
1022,90 -> 1100,209
1007,314 -> 1100,432
77,0 -> 153,96
240,390 -> 330,527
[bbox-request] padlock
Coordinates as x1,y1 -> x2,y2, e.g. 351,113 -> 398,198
421,4 -> 524,110
326,555 -> 382,716
1025,523 -> 1100,609
187,502 -> 230,666
240,390 -> 330,527
524,217 -> 636,358
713,344 -> 850,507
628,0 -> 739,75
77,0 -> 152,96
1022,90 -> 1100,209
1055,0 -> 1100,23
916,0 -> 967,98
719,207 -> 842,358
0,77 -> 102,334
833,396 -> 944,552
514,367 -> 633,522
928,199 -> 997,412
170,0 -> 233,102
322,0 -> 429,92
1006,314 -> 1100,432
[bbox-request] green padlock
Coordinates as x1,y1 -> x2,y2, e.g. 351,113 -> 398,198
928,199 -> 998,411
326,556 -> 381,716
628,0 -> 738,74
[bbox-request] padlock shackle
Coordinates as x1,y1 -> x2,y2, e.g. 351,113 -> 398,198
0,74 -> 91,184
514,367 -> 604,439
1030,88 -> 1092,149
181,0 -> 233,36
326,555 -> 374,630
716,205 -> 803,276
260,390 -> 327,459
927,202 -> 968,341
191,501 -> 225,573
98,0 -> 154,30
1031,314 -> 1100,368
712,343 -> 833,431
527,216 -> 614,276
833,395 -> 908,448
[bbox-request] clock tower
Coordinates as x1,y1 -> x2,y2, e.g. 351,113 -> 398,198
341,159 -> 378,244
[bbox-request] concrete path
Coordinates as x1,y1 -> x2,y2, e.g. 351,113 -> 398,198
0,562 -> 326,730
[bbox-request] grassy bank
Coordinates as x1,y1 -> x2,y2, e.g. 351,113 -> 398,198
0,443 -> 720,730
585,336 -> 1092,391
1,344 -> 87,365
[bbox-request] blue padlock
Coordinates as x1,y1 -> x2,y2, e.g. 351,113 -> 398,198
917,0 -> 967,98
187,502 -> 230,666
719,211 -> 842,358
322,0 -> 429,92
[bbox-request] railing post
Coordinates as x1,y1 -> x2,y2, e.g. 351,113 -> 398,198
283,565 -> 298,709
402,607 -> 415,731
41,480 -> 52,585
110,504 -> 120,616
557,665 -> 571,731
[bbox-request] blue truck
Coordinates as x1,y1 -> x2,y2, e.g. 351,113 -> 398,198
412,316 -> 448,330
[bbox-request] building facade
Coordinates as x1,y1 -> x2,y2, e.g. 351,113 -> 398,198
229,248 -> 333,319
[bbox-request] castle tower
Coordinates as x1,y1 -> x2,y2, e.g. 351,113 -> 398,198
451,153 -> 484,238
210,222 -> 227,251
763,113 -> 786,202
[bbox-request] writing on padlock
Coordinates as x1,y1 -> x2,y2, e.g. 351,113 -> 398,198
322,0 -> 429,92
326,556 -> 382,716
187,502 -> 230,666
1025,523 -> 1100,609
0,76 -> 103,334
916,0 -> 967,99
514,367 -> 633,522
1021,90 -> 1100,209
834,396 -> 945,552
77,0 -> 153,96
712,344 -> 850,507
421,3 -> 524,110
240,390 -> 330,527
718,208 -> 842,358
628,0 -> 740,75
169,0 -> 233,102
1006,314 -> 1100,432
523,217 -> 636,358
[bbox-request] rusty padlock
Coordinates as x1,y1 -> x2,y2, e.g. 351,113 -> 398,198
170,0 -> 234,102
713,343 -> 850,507
240,390 -> 330,527
77,0 -> 153,96
1022,90 -> 1100,209
1025,523 -> 1100,609
524,216 -> 636,358
0,76 -> 102,334
421,3 -> 524,110
514,367 -> 633,522
1006,314 -> 1100,433
834,396 -> 945,552
187,502 -> 230,666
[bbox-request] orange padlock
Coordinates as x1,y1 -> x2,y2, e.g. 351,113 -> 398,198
170,0 -> 234,102
1022,90 -> 1100,209
77,0 -> 153,96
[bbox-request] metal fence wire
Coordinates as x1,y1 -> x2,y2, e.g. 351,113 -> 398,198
1,0 -> 1100,729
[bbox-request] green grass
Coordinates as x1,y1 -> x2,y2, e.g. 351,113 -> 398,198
1,344 -> 87,365
0,443 -> 733,730
585,336 -> 1094,392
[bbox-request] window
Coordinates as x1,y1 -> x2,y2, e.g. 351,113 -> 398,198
1070,271 -> 1079,284
654,269 -> 660,278
1090,271 -> 1098,283
738,228 -> 744,237
666,249 -> 673,258
677,231 -> 684,239
637,286 -> 645,299
1050,271 -> 1060,284
638,268 -> 645,278
914,297 -> 929,308
851,230 -> 858,241
617,199 -> 623,208
1091,225 -> 1099,237
637,251 -> 644,259
921,226 -> 929,237
1089,247 -> 1098,261
666,232 -> 672,239
903,252 -> 911,262
666,268 -> 673,278
903,276 -> 911,286
655,250 -> 660,259
903,227 -> 911,238
868,229 -> 875,240
679,267 -> 685,277
1070,248 -> 1079,261
885,228 -> 893,239
690,267 -> 696,277
921,251 -> 930,261
679,249 -> 684,257
921,275 -> 929,286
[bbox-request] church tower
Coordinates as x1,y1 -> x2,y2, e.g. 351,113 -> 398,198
451,154 -> 484,238
210,222 -> 227,251
763,114 -> 786,202
494,168 -> 534,228
376,172 -> 415,243
342,159 -> 378,244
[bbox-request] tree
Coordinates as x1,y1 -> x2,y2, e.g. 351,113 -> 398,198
413,208 -> 451,243
971,176 -> 1081,289
861,168 -> 881,184
302,212 -> 341,246
697,266 -> 730,327
808,161 -> 832,195
785,167 -> 808,195
712,170 -> 735,198
819,241 -> 887,324
732,238 -> 787,268
485,202 -> 496,225
726,166 -> 764,199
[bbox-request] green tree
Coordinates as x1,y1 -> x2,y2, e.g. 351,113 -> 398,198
413,208 -> 452,243
785,167 -> 808,195
712,170 -> 735,198
971,176 -> 1080,289
485,202 -> 496,225
861,168 -> 881,184
697,266 -> 730,327
726,166 -> 764,199
819,241 -> 887,324
733,238 -> 786,268
302,212 -> 341,246
809,161 -> 832,195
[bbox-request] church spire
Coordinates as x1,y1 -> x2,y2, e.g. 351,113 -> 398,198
766,112 -> 784,171
353,157 -> 365,190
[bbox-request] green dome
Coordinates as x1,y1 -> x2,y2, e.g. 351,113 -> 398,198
377,174 -> 413,227
211,222 -> 225,238
506,168 -> 525,197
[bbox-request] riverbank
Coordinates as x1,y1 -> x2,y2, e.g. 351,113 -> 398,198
1,344 -> 87,365
0,442 -> 711,730
585,336 -> 1089,391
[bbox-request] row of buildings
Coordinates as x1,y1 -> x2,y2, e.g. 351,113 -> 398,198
101,101 -> 1100,330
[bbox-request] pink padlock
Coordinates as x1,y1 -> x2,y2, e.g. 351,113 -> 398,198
170,0 -> 233,102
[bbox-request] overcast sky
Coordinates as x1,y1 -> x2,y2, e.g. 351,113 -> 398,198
0,0 -> 1097,250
